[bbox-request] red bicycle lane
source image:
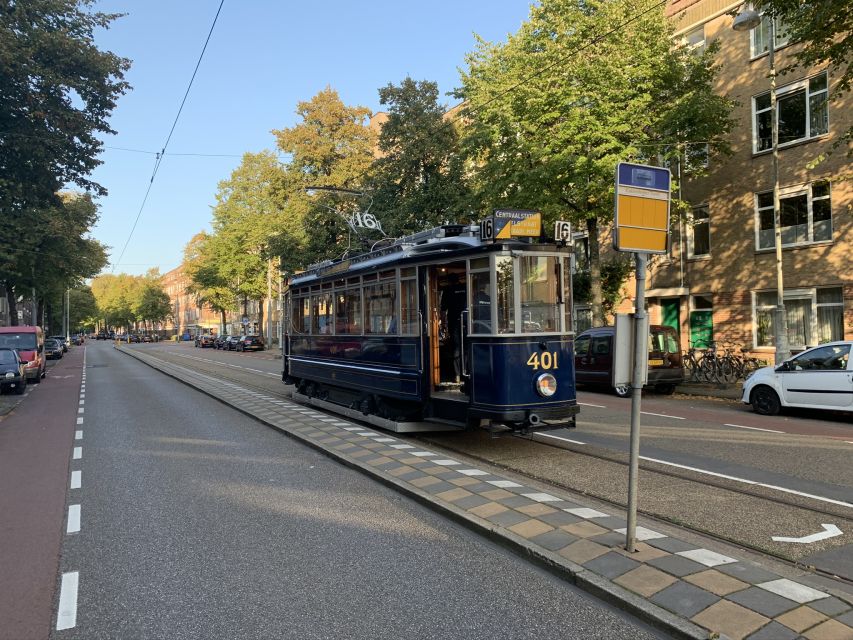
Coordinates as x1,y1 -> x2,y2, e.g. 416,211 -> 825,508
0,346 -> 84,640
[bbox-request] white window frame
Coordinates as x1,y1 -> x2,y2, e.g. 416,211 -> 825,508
687,204 -> 710,258
752,72 -> 828,153
751,286 -> 844,350
749,14 -> 790,59
753,180 -> 832,250
682,25 -> 705,55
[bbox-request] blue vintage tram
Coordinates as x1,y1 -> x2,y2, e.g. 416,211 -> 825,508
282,220 -> 579,434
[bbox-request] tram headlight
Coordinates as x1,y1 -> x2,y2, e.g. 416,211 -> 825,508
535,373 -> 557,397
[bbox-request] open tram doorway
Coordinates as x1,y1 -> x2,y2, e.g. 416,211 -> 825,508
428,262 -> 469,393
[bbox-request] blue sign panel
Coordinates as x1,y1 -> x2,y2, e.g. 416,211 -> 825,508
617,163 -> 670,192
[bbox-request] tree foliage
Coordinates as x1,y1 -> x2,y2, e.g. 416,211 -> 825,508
457,0 -> 734,323
0,0 -> 130,213
370,77 -> 471,236
90,271 -> 171,330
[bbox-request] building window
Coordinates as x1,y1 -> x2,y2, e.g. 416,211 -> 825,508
753,73 -> 828,153
574,306 -> 593,333
682,25 -> 705,55
755,180 -> 831,249
753,286 -> 844,349
750,14 -> 790,58
687,205 -> 710,257
816,287 -> 844,344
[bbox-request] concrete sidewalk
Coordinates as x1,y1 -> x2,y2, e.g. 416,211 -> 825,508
119,345 -> 853,640
675,382 -> 744,400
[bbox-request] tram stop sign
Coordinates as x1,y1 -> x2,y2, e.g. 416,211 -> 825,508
613,162 -> 671,254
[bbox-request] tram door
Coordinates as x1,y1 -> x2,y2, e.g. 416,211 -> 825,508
428,262 -> 468,390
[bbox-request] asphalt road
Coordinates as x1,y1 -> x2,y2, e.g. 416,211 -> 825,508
51,342 -> 664,639
130,342 -> 853,580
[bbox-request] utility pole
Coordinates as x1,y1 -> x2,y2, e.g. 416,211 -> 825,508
266,258 -> 273,347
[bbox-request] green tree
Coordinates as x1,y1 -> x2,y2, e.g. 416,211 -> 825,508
458,0 -> 734,324
273,88 -> 376,262
183,231 -> 236,332
133,276 -> 171,330
68,286 -> 98,331
91,273 -> 136,330
370,77 -> 471,236
0,0 -> 129,212
2,192 -> 108,325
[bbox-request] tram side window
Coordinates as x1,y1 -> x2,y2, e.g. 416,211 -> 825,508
336,288 -> 362,334
400,278 -> 418,334
520,256 -> 558,333
299,297 -> 310,334
470,270 -> 491,333
311,293 -> 334,334
496,256 -> 515,334
364,282 -> 397,334
290,296 -> 305,334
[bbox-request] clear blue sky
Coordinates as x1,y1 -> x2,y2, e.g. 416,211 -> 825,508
89,1 -> 532,276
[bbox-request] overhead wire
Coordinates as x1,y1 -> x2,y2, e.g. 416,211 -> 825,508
111,0 -> 225,272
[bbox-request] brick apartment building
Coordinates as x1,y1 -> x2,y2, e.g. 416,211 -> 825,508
595,0 -> 851,356
161,265 -> 222,338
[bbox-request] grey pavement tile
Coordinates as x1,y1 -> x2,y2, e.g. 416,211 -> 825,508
460,482 -> 494,494
537,511 -> 583,528
727,586 -> 800,618
397,470 -> 428,482
715,563 -> 781,585
809,596 -> 851,617
590,531 -> 629,549
499,496 -> 537,509
419,480 -> 459,495
645,537 -> 698,554
744,621 -> 800,640
584,552 -> 640,580
487,510 -> 531,528
837,609 -> 853,628
592,516 -> 628,530
650,581 -> 720,618
647,554 -> 707,578
529,529 -> 578,552
453,495 -> 493,510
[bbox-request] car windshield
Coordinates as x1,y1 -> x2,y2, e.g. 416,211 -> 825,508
649,328 -> 679,354
0,350 -> 18,364
45,339 -> 60,348
0,333 -> 37,350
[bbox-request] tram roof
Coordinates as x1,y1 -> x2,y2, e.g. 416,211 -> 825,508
289,223 -> 569,286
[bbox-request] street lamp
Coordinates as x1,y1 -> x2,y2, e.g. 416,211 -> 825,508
733,6 -> 789,364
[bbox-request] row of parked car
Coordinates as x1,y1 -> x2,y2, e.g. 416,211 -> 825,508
194,334 -> 265,352
0,326 -> 76,395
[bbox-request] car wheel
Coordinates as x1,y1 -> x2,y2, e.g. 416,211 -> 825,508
614,384 -> 631,398
751,386 -> 781,416
655,384 -> 676,395
15,380 -> 27,395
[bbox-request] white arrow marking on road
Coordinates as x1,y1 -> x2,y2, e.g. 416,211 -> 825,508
772,524 -> 843,544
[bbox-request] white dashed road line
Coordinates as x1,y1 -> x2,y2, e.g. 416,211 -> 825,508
578,402 -> 607,408
66,505 -> 81,533
73,447 -> 82,460
75,430 -> 82,440
56,572 -> 79,630
536,432 -> 587,446
640,411 -> 685,420
724,423 -> 785,434
70,471 -> 81,490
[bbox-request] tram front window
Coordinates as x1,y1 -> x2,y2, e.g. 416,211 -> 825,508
520,255 -> 558,333
470,270 -> 491,333
496,256 -> 515,334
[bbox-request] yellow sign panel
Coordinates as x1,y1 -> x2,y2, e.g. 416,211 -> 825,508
614,162 -> 671,254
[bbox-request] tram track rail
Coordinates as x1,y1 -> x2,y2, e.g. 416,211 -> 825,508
136,346 -> 853,585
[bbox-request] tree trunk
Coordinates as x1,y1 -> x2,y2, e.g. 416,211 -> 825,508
257,299 -> 264,338
37,298 -> 46,330
587,217 -> 605,326
220,309 -> 226,336
5,283 -> 18,326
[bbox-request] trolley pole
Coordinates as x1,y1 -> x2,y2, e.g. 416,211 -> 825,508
626,253 -> 648,553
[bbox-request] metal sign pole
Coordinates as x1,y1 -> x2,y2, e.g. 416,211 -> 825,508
626,252 -> 648,553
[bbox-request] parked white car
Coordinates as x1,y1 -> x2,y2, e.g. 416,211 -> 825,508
742,341 -> 853,415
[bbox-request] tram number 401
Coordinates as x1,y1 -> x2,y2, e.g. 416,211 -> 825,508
526,352 -> 559,370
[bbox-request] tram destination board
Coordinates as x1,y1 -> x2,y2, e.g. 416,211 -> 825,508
480,209 -> 542,241
613,162 -> 671,254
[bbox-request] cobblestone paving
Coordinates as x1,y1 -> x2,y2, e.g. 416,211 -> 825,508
120,346 -> 853,640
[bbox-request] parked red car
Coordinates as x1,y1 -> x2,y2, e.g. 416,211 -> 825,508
0,326 -> 46,382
